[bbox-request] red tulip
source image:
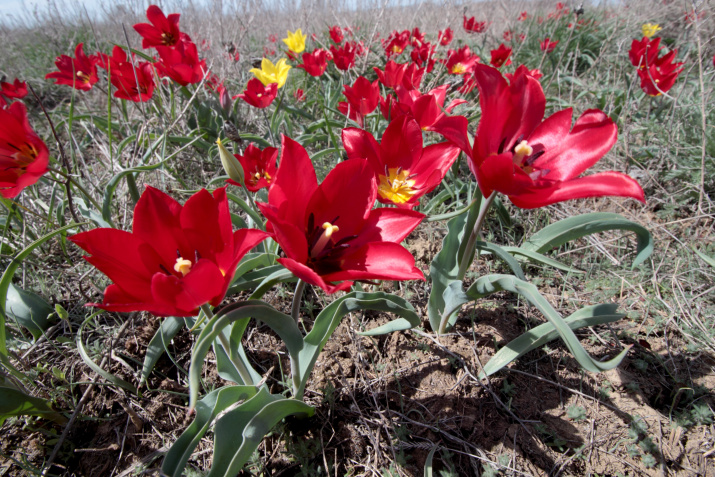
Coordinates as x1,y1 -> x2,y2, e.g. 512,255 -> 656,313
401,63 -> 425,90
0,79 -> 27,105
518,11 -> 528,21
629,37 -> 683,96
540,38 -> 559,53
463,16 -> 489,33
70,187 -> 268,317
490,43 -> 512,68
410,27 -> 425,47
257,136 -> 424,294
410,43 -> 436,72
45,43 -> 99,91
154,41 -> 207,86
0,102 -> 49,198
373,60 -> 407,89
438,28 -> 453,46
469,65 -> 644,208
393,85 -> 470,153
297,49 -> 329,77
226,143 -> 278,192
237,78 -> 277,109
330,42 -> 357,71
444,45 -> 480,75
329,25 -> 344,44
343,116 -> 460,209
98,46 -> 155,102
294,88 -> 305,102
338,76 -> 380,127
133,5 -> 188,49
384,30 -> 410,57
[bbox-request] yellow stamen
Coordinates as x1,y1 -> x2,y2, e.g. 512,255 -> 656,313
174,257 -> 192,277
512,140 -> 533,165
378,168 -> 417,204
451,63 -> 466,74
311,222 -> 339,257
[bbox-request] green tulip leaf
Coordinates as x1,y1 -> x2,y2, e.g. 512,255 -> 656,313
140,316 -> 184,386
5,284 -> 54,340
161,385 -> 258,477
499,246 -> 582,274
442,274 -> 629,374
0,383 -> 67,426
522,212 -> 653,268
480,304 -> 625,377
297,291 -> 420,398
209,388 -> 314,477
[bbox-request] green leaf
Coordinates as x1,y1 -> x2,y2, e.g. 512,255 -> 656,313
522,212 -> 653,268
161,385 -> 258,477
77,313 -> 138,395
140,317 -> 184,386
499,246 -> 582,274
0,223 -> 83,364
248,268 -> 296,299
693,247 -> 715,267
297,291 -> 420,398
231,253 -> 277,284
209,388 -> 313,476
226,192 -> 265,229
189,302 -> 303,410
427,197 -> 481,332
480,304 -> 625,377
0,383 -> 67,425
5,284 -> 54,340
236,134 -> 272,148
474,241 -> 526,280
444,275 -> 629,374
227,264 -> 289,295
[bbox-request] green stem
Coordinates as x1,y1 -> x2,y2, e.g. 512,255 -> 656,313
47,167 -> 101,211
456,191 -> 497,281
199,304 -> 254,386
291,279 -> 307,325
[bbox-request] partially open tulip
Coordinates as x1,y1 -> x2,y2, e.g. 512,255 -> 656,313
45,43 -> 99,91
237,78 -> 278,108
250,57 -> 291,88
282,29 -> 307,54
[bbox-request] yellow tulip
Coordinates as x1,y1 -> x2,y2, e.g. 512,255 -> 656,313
282,29 -> 307,54
642,23 -> 661,38
249,58 -> 291,89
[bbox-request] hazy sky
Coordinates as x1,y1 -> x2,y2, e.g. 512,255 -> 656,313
0,0 -> 105,24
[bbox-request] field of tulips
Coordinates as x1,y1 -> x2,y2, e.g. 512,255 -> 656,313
0,0 -> 713,475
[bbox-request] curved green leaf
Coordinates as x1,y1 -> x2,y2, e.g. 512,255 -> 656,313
5,284 -> 54,340
427,197 -> 481,332
499,246 -> 582,274
0,384 -> 67,425
161,385 -> 258,477
475,241 -> 526,280
248,268 -> 296,299
0,222 -> 83,362
480,304 -> 625,377
522,212 -> 653,268
210,388 -> 313,476
140,316 -> 184,386
226,192 -> 265,229
443,274 -> 629,374
227,264 -> 288,295
297,291 -> 420,398
189,301 -> 303,410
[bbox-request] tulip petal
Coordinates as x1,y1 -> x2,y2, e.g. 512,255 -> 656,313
530,109 -> 617,181
509,172 -> 646,209
342,127 -> 381,170
379,116 -> 423,170
268,136 -> 318,227
429,114 -> 471,155
321,242 -> 424,283
151,259 -> 226,314
132,186 -> 188,267
277,257 -> 353,294
356,208 -> 425,245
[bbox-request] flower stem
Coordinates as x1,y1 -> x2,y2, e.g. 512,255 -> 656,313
438,192 -> 497,335
456,192 -> 497,281
199,304 -> 254,386
291,279 -> 307,325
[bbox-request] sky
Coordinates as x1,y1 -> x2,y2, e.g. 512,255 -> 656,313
0,0 -> 109,25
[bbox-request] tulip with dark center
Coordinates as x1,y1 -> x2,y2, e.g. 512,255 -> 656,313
237,78 -> 278,109
0,102 -> 49,198
45,43 -> 100,91
257,136 -> 424,294
469,64 -> 644,209
133,5 -> 188,49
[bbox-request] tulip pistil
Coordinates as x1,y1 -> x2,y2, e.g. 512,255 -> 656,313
378,167 -> 417,204
311,222 -> 340,258
174,257 -> 193,276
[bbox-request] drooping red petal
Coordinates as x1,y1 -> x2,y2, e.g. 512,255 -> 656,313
429,114 -> 471,154
321,242 -> 424,283
277,257 -> 353,294
355,208 -> 425,245
508,172 -> 645,209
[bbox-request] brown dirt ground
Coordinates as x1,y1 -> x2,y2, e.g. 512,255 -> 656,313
1,211 -> 714,477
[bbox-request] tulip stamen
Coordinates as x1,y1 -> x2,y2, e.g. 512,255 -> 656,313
378,167 -> 418,204
512,140 -> 533,166
174,256 -> 193,277
311,222 -> 339,258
